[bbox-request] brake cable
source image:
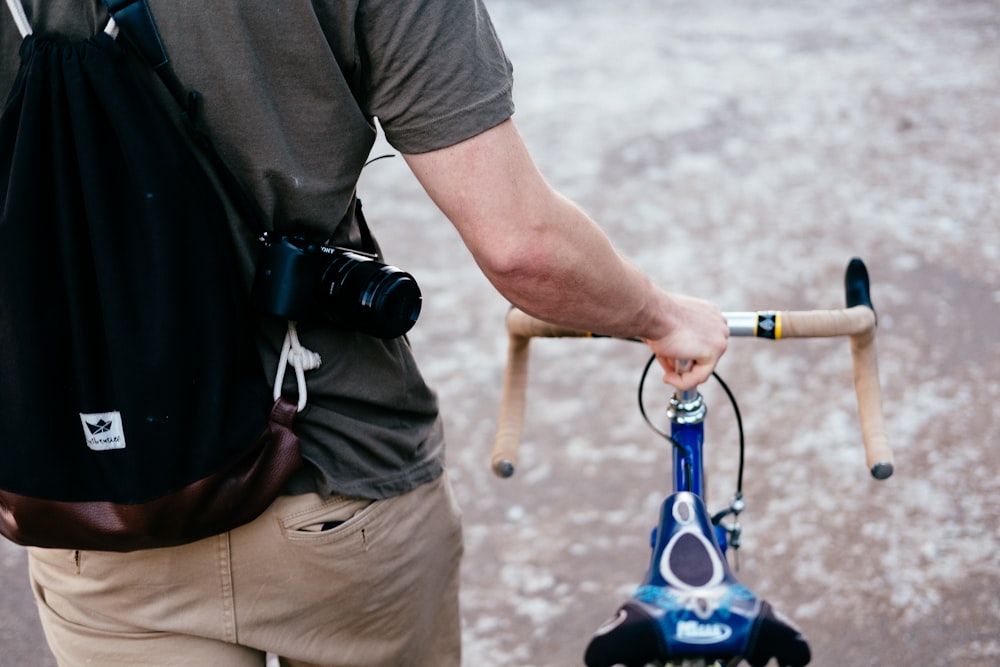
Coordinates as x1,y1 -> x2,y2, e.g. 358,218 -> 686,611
636,354 -> 746,517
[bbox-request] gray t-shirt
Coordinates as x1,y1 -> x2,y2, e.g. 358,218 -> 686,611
0,0 -> 515,499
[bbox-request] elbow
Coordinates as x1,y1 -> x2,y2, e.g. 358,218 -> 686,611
482,240 -> 545,283
458,188 -> 581,306
475,229 -> 566,307
477,211 -> 555,273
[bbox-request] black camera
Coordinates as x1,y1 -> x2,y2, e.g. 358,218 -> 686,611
252,235 -> 421,339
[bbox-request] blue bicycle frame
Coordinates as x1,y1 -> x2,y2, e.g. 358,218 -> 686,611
493,258 -> 890,667
613,385 -> 760,664
669,389 -> 708,497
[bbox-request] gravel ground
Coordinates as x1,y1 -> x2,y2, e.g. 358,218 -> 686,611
2,0 -> 998,665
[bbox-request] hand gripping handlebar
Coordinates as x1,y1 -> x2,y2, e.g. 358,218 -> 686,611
491,258 -> 893,480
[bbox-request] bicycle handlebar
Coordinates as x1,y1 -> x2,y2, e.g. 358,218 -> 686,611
491,259 -> 893,480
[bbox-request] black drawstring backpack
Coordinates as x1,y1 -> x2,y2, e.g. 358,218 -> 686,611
0,0 -> 302,551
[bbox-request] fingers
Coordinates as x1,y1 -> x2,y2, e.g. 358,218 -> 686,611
648,304 -> 729,390
659,360 -> 715,391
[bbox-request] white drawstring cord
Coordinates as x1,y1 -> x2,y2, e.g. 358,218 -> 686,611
274,321 -> 322,413
4,0 -> 118,39
5,0 -> 32,37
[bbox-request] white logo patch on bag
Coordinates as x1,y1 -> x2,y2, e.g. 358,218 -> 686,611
80,411 -> 127,451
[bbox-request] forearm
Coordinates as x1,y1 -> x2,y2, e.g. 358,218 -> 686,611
478,190 -> 675,341
404,119 -> 728,388
490,199 -> 728,390
404,120 -> 672,340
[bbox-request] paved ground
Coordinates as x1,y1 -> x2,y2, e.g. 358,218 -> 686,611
2,0 -> 998,665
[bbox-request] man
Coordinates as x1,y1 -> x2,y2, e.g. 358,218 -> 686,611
1,1 -> 727,665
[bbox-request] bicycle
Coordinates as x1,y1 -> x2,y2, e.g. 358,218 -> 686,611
489,258 -> 893,667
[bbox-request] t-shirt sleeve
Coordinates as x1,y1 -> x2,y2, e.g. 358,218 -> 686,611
357,0 -> 515,154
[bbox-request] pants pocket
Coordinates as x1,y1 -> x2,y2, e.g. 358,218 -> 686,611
280,493 -> 375,538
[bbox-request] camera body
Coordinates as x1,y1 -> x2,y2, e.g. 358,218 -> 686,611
252,235 -> 421,339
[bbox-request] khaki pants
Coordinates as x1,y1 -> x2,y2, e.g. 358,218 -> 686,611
27,474 -> 463,667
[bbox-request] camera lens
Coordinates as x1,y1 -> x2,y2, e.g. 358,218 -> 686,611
321,250 -> 422,339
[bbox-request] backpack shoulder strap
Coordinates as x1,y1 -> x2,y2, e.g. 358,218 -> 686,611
103,0 -> 268,237
103,0 -> 167,69
103,0 -> 189,107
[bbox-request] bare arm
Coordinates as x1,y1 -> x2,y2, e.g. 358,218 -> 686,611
403,119 -> 728,389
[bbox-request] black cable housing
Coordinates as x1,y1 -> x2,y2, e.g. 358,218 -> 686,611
636,354 -> 746,499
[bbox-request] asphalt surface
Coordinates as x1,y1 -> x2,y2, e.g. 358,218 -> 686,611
2,0 -> 998,665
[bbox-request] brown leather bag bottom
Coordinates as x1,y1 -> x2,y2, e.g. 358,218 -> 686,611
0,399 -> 302,552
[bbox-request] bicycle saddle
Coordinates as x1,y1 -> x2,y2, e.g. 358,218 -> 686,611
584,492 -> 810,667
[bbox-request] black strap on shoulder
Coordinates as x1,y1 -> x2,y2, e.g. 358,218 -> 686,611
353,198 -> 378,255
103,0 -> 168,69
104,0 -> 375,251
102,0 -> 268,237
